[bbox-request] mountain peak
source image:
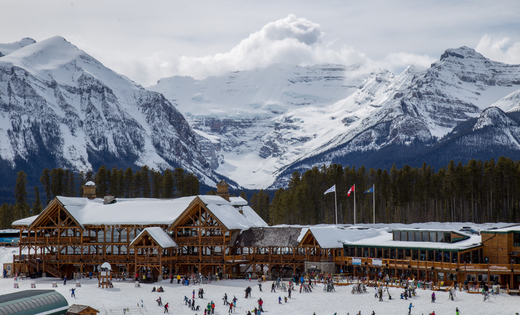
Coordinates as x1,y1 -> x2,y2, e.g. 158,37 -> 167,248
440,46 -> 486,61
0,37 -> 36,56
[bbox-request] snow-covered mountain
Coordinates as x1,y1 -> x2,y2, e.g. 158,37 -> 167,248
149,63 -> 370,187
151,47 -> 520,188
0,36 -> 221,194
3,36 -> 520,194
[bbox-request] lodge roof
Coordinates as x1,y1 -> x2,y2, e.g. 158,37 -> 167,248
12,195 -> 267,230
232,227 -> 304,247
130,227 -> 178,248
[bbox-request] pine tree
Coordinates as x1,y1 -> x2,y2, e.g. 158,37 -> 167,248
96,166 -> 109,197
152,169 -> 162,198
32,186 -> 43,215
14,170 -> 29,219
40,168 -> 51,205
0,203 -> 14,229
123,167 -> 134,198
162,169 -> 174,198
140,166 -> 151,198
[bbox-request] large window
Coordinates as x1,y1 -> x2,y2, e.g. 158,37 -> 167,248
393,231 -> 400,241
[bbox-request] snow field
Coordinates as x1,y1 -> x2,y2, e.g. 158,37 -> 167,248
0,276 -> 518,315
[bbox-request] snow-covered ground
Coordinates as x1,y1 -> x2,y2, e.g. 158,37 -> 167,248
1,273 -> 519,315
1,248 -> 519,315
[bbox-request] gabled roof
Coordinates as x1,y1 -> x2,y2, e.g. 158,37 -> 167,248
233,227 -> 303,247
169,196 -> 267,231
129,227 -> 178,248
13,196 -> 196,227
13,195 -> 267,231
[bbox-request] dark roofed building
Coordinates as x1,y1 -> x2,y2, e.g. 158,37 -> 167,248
233,227 -> 303,247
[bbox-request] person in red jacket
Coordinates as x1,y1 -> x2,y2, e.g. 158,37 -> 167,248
164,302 -> 169,313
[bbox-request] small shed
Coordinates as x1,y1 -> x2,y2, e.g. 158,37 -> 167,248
0,289 -> 68,315
66,304 -> 100,315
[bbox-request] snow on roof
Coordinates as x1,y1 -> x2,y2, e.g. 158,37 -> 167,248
229,197 -> 248,206
309,226 -> 383,249
12,195 -> 267,231
481,224 -> 520,233
130,227 -> 178,248
343,227 -> 482,251
56,196 -> 195,226
84,181 -> 95,186
12,215 -> 38,227
206,204 -> 267,230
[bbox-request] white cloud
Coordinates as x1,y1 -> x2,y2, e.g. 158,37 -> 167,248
475,34 -> 520,65
174,14 -> 371,79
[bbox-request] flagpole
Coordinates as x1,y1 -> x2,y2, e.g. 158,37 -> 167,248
372,184 -> 375,224
334,189 -> 338,225
354,184 -> 356,225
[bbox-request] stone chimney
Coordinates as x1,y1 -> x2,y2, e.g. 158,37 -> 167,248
216,180 -> 230,201
82,181 -> 96,199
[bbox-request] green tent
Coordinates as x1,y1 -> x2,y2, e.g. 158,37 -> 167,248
0,290 -> 68,315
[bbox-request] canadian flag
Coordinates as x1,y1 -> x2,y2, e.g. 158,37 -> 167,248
347,184 -> 355,196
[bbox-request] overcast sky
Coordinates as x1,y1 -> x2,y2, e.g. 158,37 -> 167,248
2,0 -> 520,86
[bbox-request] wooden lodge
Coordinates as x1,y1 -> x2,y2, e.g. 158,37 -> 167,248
11,181 -> 520,291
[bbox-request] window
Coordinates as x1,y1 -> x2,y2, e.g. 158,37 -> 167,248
408,232 -> 414,241
444,233 -> 451,243
513,233 -> 520,247
393,231 -> 400,241
422,232 -> 428,242
436,233 -> 444,242
429,232 -> 436,243
415,232 -> 421,242
400,231 -> 407,241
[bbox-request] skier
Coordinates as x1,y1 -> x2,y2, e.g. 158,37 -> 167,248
63,276 -> 67,286
156,297 -> 162,306
223,293 -> 229,305
163,302 -> 169,313
456,307 -> 460,315
232,295 -> 237,307
271,282 -> 276,292
70,288 -> 75,297
408,302 -> 413,314
431,292 -> 436,302
258,298 -> 264,311
258,282 -> 262,291
228,302 -> 233,313
278,296 -> 282,304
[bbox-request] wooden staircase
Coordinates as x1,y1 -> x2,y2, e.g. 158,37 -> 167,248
43,263 -> 62,279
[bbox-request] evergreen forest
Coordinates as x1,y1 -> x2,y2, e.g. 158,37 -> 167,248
2,157 -> 520,229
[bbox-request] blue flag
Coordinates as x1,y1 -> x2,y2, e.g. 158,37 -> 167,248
364,186 -> 374,193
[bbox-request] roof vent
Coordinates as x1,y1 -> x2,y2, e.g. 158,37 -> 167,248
103,196 -> 116,205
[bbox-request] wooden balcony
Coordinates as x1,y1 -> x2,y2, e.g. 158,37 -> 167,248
175,236 -> 228,245
340,257 -> 520,273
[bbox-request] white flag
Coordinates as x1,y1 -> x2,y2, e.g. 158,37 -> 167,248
324,184 -> 336,195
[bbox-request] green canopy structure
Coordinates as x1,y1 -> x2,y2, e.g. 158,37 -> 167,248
0,290 -> 68,315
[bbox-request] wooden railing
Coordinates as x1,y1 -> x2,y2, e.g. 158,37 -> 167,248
341,257 -> 520,273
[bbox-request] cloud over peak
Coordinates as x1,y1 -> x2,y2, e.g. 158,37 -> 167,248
176,15 -> 369,79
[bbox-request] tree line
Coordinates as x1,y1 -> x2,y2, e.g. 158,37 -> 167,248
3,157 -> 520,229
268,157 -> 520,225
0,166 -> 199,229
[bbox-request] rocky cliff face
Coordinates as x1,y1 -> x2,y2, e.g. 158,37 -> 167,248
0,36 -> 219,195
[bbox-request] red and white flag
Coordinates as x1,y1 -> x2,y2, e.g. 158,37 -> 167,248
347,184 -> 355,196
